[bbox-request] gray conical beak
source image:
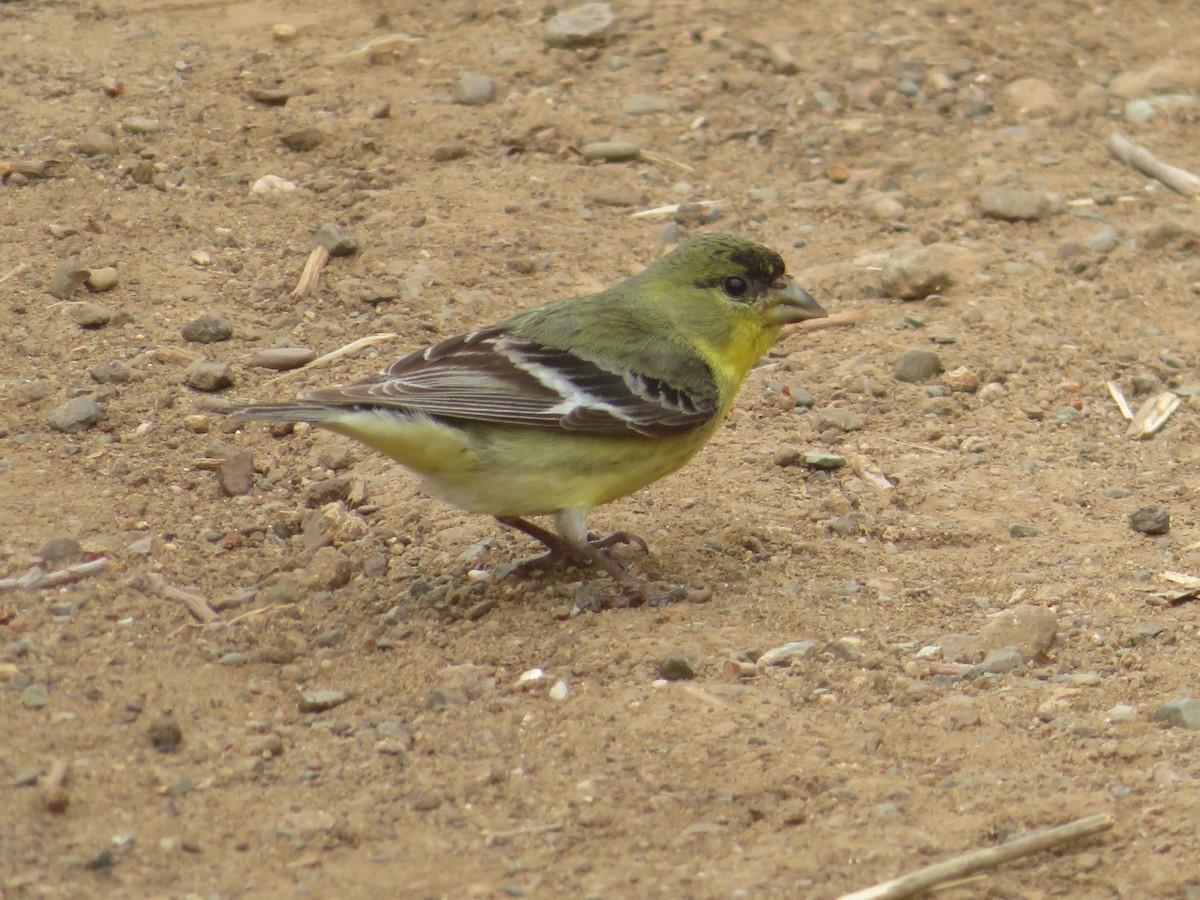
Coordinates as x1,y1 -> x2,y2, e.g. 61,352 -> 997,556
764,275 -> 826,325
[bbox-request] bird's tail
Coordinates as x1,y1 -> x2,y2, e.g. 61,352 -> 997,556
222,402 -> 344,425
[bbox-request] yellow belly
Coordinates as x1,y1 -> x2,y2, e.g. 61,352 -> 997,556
321,410 -> 718,517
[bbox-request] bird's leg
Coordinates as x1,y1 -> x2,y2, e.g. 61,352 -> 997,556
495,513 -> 648,602
495,515 -> 574,558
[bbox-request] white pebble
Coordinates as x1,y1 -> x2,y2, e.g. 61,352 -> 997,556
549,680 -> 569,701
251,174 -> 296,195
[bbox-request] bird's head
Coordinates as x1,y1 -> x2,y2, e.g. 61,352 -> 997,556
649,233 -> 826,328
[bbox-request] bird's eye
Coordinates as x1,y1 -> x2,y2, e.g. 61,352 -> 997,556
721,275 -> 749,299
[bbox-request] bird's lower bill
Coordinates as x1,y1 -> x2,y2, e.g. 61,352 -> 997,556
763,276 -> 826,325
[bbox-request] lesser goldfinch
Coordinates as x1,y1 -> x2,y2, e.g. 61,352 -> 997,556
225,234 -> 825,602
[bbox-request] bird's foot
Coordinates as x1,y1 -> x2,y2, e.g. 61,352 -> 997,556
586,530 -> 649,554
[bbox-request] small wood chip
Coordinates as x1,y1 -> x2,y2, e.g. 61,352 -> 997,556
1126,391 -> 1181,439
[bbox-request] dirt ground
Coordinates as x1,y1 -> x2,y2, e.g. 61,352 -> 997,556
3,0 -> 1200,896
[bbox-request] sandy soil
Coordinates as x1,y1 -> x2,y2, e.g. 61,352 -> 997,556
3,0 -> 1200,897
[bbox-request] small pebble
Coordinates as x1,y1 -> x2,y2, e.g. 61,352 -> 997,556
1129,506 -> 1169,535
248,348 -> 318,370
431,143 -> 470,162
757,641 -> 817,667
70,302 -> 113,328
22,683 -> 49,709
49,263 -> 90,300
299,690 -> 350,713
48,396 -> 103,433
544,3 -> 617,48
1152,698 -> 1200,730
181,313 -> 233,344
977,604 -> 1056,659
247,87 -> 291,106
217,450 -> 254,497
121,116 -> 161,135
658,653 -> 696,681
453,73 -> 495,106
78,130 -> 118,157
312,223 -> 359,257
85,267 -> 120,292
280,127 -> 324,152
148,713 -> 183,752
185,361 -> 234,392
894,349 -> 944,383
977,186 -> 1062,221
973,646 -> 1024,675
40,536 -> 84,568
581,141 -> 641,163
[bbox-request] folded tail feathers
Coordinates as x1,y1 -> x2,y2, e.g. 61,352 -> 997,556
224,402 -> 342,424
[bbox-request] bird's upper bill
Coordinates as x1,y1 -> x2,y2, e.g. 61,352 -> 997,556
762,275 -> 827,325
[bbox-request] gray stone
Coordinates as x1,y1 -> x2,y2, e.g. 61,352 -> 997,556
1008,523 -> 1039,538
894,349 -> 943,383
299,689 -> 350,713
78,130 -> 117,157
1083,229 -> 1118,254
48,396 -> 103,433
312,223 -> 358,257
48,262 -> 89,300
304,546 -> 352,591
70,302 -> 113,328
217,450 -> 254,497
977,603 -> 1057,659
623,93 -> 671,115
658,653 -> 696,681
22,683 -> 49,709
802,451 -> 847,470
974,646 -> 1025,675
453,73 -> 495,106
757,641 -> 817,666
1004,77 -> 1061,116
1143,220 -> 1186,250
880,248 -> 954,300
147,713 -> 183,751
815,409 -> 865,432
185,361 -> 234,392
935,633 -> 977,662
544,3 -> 616,48
1152,698 -> 1200,730
181,313 -> 233,344
248,348 -> 318,370
1129,506 -> 1169,535
91,360 -> 131,384
280,127 -> 324,151
121,116 -> 161,135
40,536 -> 84,568
581,140 -> 641,163
977,186 -> 1062,221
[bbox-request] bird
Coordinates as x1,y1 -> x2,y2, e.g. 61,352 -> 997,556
224,233 -> 825,604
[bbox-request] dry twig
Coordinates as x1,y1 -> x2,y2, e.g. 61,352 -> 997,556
789,305 -> 868,334
1107,132 -> 1200,197
838,813 -> 1114,900
0,557 -> 109,594
290,245 -> 331,300
42,759 -> 71,813
140,572 -> 220,624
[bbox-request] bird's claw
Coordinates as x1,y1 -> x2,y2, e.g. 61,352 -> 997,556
586,530 -> 649,554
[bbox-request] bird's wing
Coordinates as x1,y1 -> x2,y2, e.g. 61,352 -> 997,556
301,326 -> 719,438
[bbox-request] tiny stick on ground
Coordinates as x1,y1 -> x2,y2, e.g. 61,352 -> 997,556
1107,132 -> 1200,197
838,812 -> 1114,900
